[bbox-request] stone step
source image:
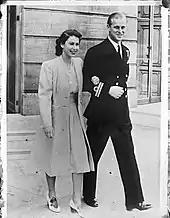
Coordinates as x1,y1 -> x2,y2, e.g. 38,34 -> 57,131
7,140 -> 35,150
130,111 -> 160,128
7,131 -> 36,142
7,148 -> 31,156
7,132 -> 36,159
7,114 -> 40,132
7,141 -> 34,160
130,103 -> 160,128
7,152 -> 31,160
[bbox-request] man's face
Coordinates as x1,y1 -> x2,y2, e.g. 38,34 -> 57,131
107,16 -> 127,43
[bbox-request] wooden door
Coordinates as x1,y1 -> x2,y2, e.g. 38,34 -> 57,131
7,6 -> 16,113
7,6 -> 21,113
137,6 -> 161,104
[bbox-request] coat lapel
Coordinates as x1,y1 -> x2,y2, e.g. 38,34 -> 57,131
103,39 -> 129,64
102,39 -> 125,63
102,38 -> 117,56
122,44 -> 129,63
72,58 -> 82,93
101,39 -> 128,76
72,58 -> 91,114
58,56 -> 71,97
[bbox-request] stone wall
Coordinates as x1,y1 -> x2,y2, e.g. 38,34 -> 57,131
18,5 -> 138,115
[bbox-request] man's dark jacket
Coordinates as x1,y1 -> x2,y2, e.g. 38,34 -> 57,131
83,38 -> 131,127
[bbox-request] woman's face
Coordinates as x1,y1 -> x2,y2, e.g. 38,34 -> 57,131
61,36 -> 80,57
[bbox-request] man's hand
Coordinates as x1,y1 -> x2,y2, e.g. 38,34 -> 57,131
44,126 -> 54,138
109,86 -> 124,99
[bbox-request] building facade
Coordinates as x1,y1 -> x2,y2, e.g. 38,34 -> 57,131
7,5 -> 161,115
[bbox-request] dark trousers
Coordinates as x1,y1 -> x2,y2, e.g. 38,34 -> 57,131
83,121 -> 144,207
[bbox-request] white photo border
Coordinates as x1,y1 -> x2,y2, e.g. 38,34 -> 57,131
1,1 -> 168,217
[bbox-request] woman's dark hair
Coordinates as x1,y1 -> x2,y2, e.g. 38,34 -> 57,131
55,29 -> 82,56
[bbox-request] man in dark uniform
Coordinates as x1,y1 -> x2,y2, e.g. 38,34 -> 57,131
82,12 -> 151,211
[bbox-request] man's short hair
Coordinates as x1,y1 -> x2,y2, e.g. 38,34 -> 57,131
107,12 -> 127,26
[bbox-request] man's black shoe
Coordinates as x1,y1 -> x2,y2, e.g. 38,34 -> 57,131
83,198 -> 98,207
126,202 -> 152,211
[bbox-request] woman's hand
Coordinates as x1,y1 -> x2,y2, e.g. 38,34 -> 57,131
44,126 -> 54,138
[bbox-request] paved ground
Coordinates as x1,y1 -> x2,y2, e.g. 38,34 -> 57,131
6,104 -> 169,217
7,145 -> 162,218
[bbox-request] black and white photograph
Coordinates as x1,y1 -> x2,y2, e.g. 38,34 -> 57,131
167,4 -> 170,218
3,1 -> 169,218
0,1 -> 7,217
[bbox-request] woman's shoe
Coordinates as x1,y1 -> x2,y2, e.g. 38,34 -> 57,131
47,193 -> 60,213
70,199 -> 84,217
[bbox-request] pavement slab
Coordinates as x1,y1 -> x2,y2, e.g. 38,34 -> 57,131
7,204 -> 161,218
7,105 -> 165,217
7,140 -> 161,218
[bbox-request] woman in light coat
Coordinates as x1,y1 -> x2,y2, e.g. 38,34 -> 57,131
35,29 -> 94,216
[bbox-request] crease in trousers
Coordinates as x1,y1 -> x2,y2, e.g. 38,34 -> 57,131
83,121 -> 144,207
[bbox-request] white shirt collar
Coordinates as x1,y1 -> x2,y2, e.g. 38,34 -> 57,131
108,36 -> 122,57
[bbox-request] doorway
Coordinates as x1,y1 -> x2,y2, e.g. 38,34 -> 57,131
7,6 -> 21,113
137,5 -> 161,104
7,6 -> 16,113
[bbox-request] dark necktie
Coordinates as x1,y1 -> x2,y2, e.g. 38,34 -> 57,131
117,44 -> 121,59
